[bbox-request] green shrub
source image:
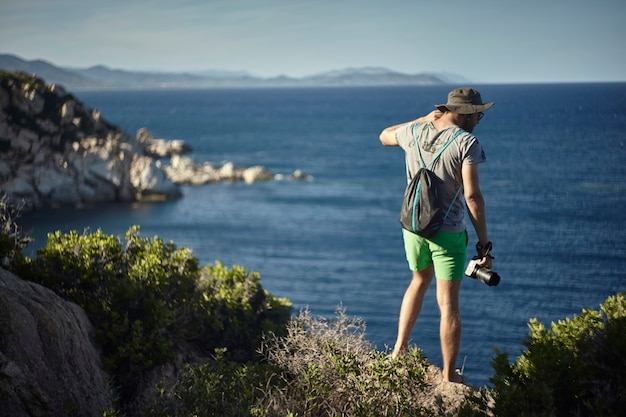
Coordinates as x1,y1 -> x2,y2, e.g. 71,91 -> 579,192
143,348 -> 275,417
490,293 -> 626,417
20,227 -> 197,398
193,262 -> 292,361
18,226 -> 291,405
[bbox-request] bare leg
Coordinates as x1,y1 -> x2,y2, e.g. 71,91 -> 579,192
391,265 -> 434,358
436,279 -> 463,382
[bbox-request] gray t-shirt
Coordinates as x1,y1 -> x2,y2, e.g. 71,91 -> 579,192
396,122 -> 486,233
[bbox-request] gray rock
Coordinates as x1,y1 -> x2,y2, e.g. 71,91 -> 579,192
163,155 -> 220,185
33,164 -> 81,206
162,156 -> 276,185
0,161 -> 11,181
0,177 -> 40,211
137,127 -> 192,157
242,165 -> 274,184
0,268 -> 113,417
130,156 -> 182,200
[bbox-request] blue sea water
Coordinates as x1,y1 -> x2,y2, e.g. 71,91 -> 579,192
21,84 -> 626,387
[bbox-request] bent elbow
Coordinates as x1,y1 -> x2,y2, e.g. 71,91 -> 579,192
379,131 -> 396,146
465,191 -> 484,207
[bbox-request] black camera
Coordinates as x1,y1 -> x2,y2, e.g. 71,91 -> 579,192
465,257 -> 500,286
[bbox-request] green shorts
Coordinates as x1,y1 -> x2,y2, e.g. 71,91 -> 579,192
402,229 -> 468,281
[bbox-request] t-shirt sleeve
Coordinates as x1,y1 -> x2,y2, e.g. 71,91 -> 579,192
395,122 -> 418,152
461,134 -> 487,165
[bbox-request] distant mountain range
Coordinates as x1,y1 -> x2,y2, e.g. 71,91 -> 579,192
0,53 -> 467,90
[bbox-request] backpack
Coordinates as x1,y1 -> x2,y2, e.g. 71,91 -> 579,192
400,124 -> 463,238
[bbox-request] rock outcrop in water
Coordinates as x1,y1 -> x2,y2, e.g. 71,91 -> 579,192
0,71 -> 309,212
0,70 -> 182,211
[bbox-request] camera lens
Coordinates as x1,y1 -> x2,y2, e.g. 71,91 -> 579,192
475,268 -> 500,286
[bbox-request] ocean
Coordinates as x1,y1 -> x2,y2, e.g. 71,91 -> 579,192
20,83 -> 626,387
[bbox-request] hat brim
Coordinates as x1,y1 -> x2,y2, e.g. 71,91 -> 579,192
435,102 -> 494,114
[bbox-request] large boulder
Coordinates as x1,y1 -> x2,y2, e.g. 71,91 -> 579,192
242,165 -> 274,184
136,127 -> 192,157
130,155 -> 182,200
0,268 -> 113,417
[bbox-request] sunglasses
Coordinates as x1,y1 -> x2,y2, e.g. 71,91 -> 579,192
477,112 -> 485,121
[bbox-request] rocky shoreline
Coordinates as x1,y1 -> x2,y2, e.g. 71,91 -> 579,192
0,70 -> 309,213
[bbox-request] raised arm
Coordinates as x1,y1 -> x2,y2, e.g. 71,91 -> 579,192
379,110 -> 443,147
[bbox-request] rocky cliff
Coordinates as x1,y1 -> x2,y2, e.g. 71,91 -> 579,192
0,71 -> 297,213
0,70 -> 183,212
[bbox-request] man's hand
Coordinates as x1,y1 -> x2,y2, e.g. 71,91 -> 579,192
380,110 -> 443,146
475,256 -> 493,270
417,110 -> 443,123
475,241 -> 493,269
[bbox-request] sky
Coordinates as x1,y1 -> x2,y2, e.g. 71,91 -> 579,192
1,0 -> 624,84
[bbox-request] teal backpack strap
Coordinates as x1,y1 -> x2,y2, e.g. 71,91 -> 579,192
412,124 -> 463,169
443,185 -> 463,221
412,123 -> 427,168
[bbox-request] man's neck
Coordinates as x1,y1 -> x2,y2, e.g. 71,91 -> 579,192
432,113 -> 462,131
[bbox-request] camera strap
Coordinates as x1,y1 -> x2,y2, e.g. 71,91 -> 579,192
476,241 -> 493,258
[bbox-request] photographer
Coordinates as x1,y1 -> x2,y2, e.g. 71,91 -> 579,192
379,88 -> 495,384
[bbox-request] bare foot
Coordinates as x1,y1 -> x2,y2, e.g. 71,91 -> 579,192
390,347 -> 408,359
442,370 -> 466,384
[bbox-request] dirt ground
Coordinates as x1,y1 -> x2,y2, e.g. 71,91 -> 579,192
417,364 -> 494,416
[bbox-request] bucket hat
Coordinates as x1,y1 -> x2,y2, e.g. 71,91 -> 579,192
435,88 -> 494,114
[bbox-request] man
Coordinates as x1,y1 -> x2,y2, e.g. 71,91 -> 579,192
379,88 -> 494,383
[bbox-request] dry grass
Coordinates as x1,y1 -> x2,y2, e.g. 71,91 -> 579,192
258,306 -> 493,417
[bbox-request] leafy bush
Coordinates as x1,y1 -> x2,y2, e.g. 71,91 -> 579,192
144,348 -> 275,417
18,226 -> 291,404
490,293 -> 626,417
194,262 -> 292,361
19,226 -> 197,399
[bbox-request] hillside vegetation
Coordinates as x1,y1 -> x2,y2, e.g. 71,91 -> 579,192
1,198 -> 625,416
